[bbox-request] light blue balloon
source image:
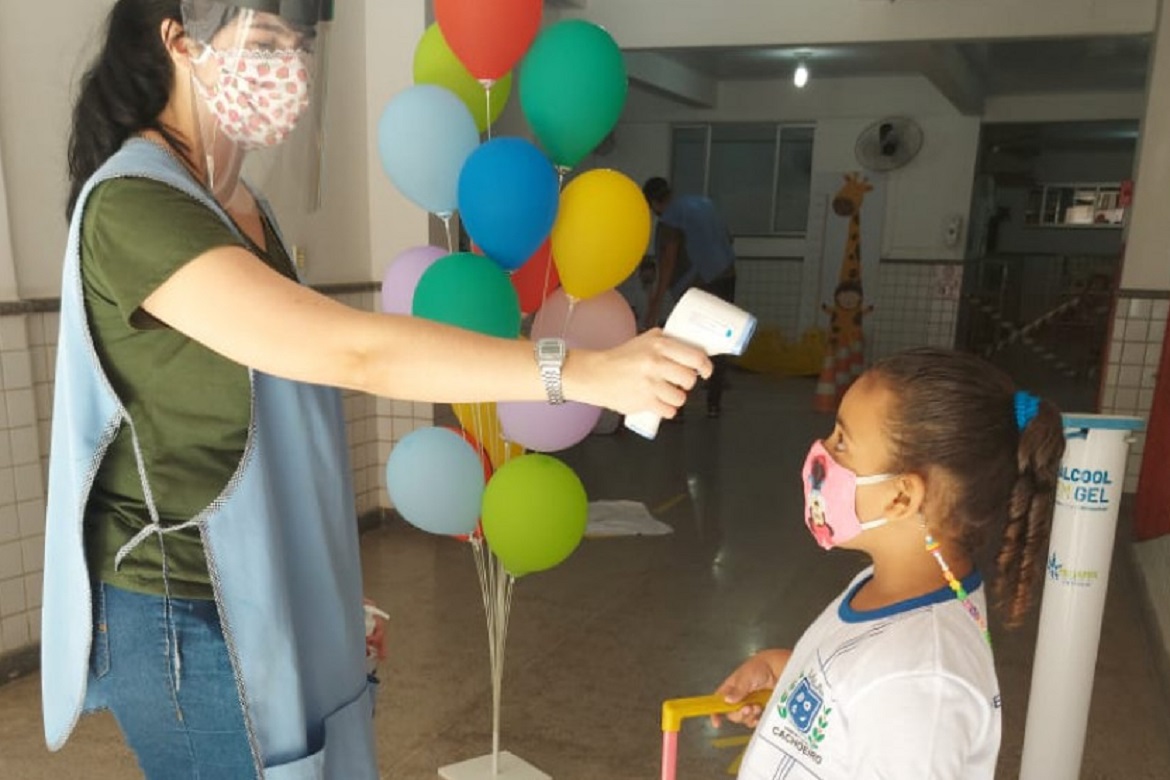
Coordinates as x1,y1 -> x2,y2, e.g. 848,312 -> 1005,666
378,85 -> 481,217
458,138 -> 560,271
385,427 -> 485,536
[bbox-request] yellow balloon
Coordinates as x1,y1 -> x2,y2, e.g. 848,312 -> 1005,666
413,24 -> 513,134
551,169 -> 652,300
452,402 -> 525,469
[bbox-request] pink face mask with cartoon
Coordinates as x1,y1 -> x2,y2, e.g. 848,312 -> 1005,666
801,440 -> 896,550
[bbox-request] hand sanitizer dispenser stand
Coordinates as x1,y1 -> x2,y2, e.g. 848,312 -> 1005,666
1019,414 -> 1145,780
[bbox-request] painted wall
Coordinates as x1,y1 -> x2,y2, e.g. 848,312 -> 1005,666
0,0 -> 427,299
560,0 -> 1156,49
604,75 -> 980,263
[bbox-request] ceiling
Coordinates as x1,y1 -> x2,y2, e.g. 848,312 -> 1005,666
657,36 -> 1150,97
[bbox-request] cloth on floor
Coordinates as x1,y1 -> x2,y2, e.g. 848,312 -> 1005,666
585,500 -> 674,538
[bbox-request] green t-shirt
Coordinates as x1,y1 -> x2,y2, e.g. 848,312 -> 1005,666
80,177 -> 296,600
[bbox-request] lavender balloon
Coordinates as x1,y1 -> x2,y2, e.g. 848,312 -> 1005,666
498,398 -> 602,453
502,291 -> 636,451
381,246 -> 447,315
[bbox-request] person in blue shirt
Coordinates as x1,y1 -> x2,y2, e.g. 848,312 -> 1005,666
643,177 -> 738,417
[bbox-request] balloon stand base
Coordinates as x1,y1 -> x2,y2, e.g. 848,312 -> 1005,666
439,751 -> 550,780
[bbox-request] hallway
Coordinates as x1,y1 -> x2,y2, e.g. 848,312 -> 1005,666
1,372 -> 1168,779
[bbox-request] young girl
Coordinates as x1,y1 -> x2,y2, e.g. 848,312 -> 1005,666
714,348 -> 1065,778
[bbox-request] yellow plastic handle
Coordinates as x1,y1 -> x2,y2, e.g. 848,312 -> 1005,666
661,689 -> 774,732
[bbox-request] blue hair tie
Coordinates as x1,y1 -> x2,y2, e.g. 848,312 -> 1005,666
1014,391 -> 1040,431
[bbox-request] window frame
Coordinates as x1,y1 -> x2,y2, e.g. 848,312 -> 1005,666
668,122 -> 816,238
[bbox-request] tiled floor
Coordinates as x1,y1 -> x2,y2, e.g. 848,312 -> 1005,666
1,372 -> 1168,778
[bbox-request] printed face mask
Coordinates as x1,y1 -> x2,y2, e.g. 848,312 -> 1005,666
194,48 -> 311,149
802,440 -> 897,550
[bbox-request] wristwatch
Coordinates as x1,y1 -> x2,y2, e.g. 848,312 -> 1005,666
535,338 -> 567,405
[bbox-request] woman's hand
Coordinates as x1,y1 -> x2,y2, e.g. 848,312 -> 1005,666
710,649 -> 792,729
564,329 -> 712,418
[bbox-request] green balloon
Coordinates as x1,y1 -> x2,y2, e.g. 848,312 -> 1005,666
482,454 -> 588,577
519,20 -> 628,169
412,253 -> 521,339
414,24 -> 513,134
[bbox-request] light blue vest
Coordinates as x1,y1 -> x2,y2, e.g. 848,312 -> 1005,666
41,140 -> 377,778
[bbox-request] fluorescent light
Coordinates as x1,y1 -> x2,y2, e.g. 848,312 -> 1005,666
794,63 -> 809,88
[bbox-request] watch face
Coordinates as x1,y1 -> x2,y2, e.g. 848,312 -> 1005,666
538,338 -> 566,362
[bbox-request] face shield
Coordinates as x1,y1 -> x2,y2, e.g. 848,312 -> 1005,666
181,1 -> 332,213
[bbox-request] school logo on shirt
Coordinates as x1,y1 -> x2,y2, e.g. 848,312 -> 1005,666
778,673 -> 832,746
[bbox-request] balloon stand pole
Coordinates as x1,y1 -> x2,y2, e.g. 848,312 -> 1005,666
481,81 -> 494,142
442,214 -> 455,254
438,540 -> 549,779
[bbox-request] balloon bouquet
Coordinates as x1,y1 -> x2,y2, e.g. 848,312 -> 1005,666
377,2 -> 648,777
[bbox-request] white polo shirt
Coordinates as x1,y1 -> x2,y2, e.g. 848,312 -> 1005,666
738,567 -> 1001,780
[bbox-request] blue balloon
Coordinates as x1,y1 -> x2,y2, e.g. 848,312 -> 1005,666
385,427 -> 485,536
378,85 -> 480,217
458,138 -> 560,271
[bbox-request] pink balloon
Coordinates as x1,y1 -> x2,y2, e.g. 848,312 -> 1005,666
530,288 -> 636,350
498,399 -> 603,452
381,246 -> 447,315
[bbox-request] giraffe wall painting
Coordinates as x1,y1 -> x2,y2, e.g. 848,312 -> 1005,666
812,172 -> 883,412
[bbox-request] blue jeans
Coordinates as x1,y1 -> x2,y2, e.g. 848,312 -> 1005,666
84,582 -> 257,779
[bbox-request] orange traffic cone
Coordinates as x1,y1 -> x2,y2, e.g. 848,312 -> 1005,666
813,346 -> 841,413
847,337 -> 865,381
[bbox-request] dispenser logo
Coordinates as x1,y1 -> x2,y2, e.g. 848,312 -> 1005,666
1047,552 -> 1100,588
1055,467 -> 1114,512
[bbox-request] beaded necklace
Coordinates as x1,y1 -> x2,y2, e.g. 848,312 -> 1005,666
925,532 -> 992,647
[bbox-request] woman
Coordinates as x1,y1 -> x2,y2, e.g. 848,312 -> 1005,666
42,2 -> 710,778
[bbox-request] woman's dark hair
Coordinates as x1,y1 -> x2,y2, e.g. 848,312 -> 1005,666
871,348 -> 1066,628
66,0 -> 186,219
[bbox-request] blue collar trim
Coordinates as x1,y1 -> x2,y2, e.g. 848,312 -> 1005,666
838,569 -> 984,624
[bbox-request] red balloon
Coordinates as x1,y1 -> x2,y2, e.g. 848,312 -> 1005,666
435,0 -> 543,82
511,239 -> 560,315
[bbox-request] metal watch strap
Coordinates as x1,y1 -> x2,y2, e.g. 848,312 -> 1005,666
541,362 -> 565,405
536,338 -> 566,405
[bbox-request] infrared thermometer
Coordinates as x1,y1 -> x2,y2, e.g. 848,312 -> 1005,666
625,288 -> 757,440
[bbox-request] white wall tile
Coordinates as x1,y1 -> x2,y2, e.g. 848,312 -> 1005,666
26,608 -> 41,643
9,426 -> 36,466
23,573 -> 41,610
0,613 -> 30,651
20,535 -> 43,574
17,500 -> 44,537
0,318 -> 28,352
0,505 -> 16,544
0,577 -> 25,617
0,541 -> 21,580
6,389 -> 35,427
1128,299 -> 1153,318
0,472 -> 14,507
42,314 -> 59,346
